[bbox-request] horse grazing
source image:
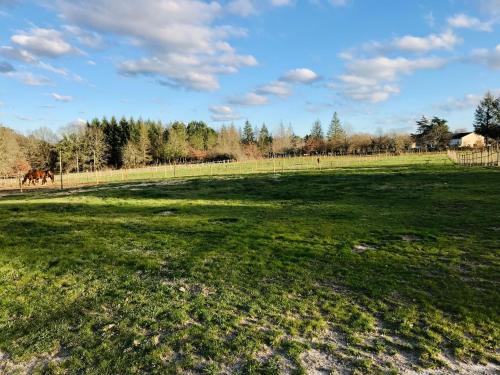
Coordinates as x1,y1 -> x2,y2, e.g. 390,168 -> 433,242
42,170 -> 55,184
22,169 -> 55,186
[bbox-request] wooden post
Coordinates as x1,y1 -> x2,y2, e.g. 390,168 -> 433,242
93,149 -> 98,185
273,158 -> 276,173
58,149 -> 63,190
18,174 -> 23,193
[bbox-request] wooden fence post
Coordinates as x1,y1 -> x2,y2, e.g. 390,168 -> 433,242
59,149 -> 63,190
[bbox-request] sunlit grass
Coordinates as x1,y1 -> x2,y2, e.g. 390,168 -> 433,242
0,161 -> 498,374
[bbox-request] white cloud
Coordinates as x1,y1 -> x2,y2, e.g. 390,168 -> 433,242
392,30 -> 461,53
344,83 -> 400,103
227,0 -> 256,16
471,44 -> 500,69
280,68 -> 319,83
51,93 -> 73,102
447,14 -> 493,32
343,56 -> 447,82
229,92 -> 268,106
11,28 -> 76,57
0,46 -> 83,82
439,90 -> 500,112
256,80 -> 292,97
56,0 -> 258,91
63,25 -> 104,48
209,105 -> 241,121
0,45 -> 37,63
6,71 -> 52,86
337,55 -> 447,103
120,52 -> 256,91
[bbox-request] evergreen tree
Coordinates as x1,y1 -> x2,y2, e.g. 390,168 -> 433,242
257,123 -> 272,155
413,116 -> 450,150
310,120 -> 324,141
327,112 -> 346,141
137,122 -> 152,165
242,120 -> 255,144
474,92 -> 500,143
327,112 -> 346,152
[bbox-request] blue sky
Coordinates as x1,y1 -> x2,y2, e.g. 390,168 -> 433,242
0,0 -> 499,136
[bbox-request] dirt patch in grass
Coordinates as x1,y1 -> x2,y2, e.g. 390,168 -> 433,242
353,243 -> 376,253
209,217 -> 239,224
401,235 -> 423,242
0,350 -> 68,374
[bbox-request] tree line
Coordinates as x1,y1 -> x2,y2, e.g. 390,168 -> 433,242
1,92 -> 499,177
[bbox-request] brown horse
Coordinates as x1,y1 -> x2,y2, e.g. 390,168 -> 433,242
42,170 -> 55,184
22,169 -> 55,185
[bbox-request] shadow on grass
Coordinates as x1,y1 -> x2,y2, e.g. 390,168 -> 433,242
0,164 -> 499,370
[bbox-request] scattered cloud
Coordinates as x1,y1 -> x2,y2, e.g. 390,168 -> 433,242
56,0 -> 258,91
439,94 -> 482,112
63,25 -> 104,48
228,66 -> 318,108
0,46 -> 83,82
391,30 -> 461,53
256,80 -> 292,97
0,60 -> 15,72
11,28 -> 76,57
0,45 -> 37,63
471,44 -> 500,69
7,71 -> 52,86
229,92 -> 268,106
227,0 -> 256,16
280,68 -> 320,83
438,90 -> 500,112
209,105 -> 241,121
337,55 -> 447,103
447,13 -> 493,32
51,93 -> 74,102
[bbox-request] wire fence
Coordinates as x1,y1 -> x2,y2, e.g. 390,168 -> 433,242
447,149 -> 500,167
1,152 -> 449,192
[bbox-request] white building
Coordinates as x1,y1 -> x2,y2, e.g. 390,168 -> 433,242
449,132 -> 485,148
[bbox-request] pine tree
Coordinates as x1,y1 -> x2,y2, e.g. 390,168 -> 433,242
242,120 -> 255,144
257,123 -> 272,155
474,92 -> 500,143
327,112 -> 346,152
310,120 -> 324,140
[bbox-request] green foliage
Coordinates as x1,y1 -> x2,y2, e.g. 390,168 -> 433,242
242,120 -> 256,145
164,122 -> 188,161
257,123 -> 272,155
310,119 -> 324,141
413,116 -> 451,150
327,112 -> 346,151
474,92 -> 500,142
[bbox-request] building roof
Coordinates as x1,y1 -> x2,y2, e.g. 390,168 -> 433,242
451,132 -> 473,140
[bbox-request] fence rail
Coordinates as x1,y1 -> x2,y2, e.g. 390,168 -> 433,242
447,149 -> 500,167
1,152 -> 448,192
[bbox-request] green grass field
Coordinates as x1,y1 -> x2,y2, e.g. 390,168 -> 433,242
0,155 -> 499,374
1,153 -> 448,190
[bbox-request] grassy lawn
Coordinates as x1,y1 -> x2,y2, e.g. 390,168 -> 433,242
0,161 -> 499,373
